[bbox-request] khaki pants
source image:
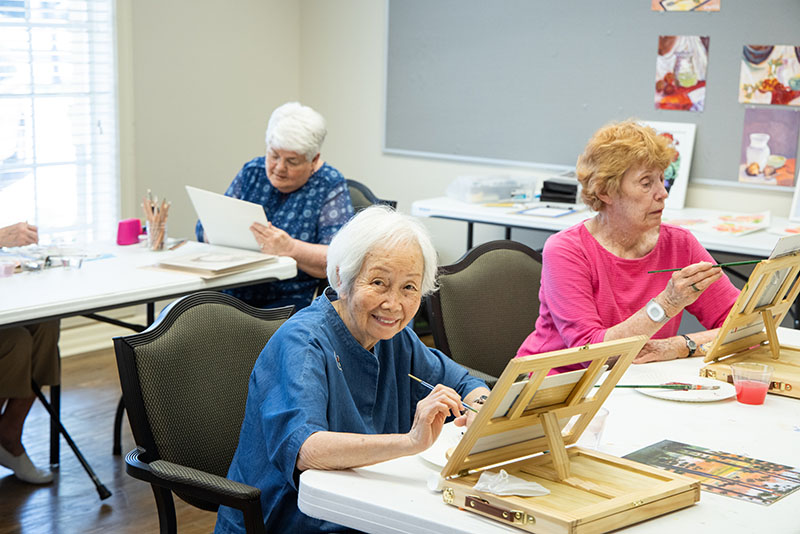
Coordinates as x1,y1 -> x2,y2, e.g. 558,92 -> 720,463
0,321 -> 60,398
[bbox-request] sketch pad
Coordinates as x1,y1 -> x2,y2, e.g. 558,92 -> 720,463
186,185 -> 269,251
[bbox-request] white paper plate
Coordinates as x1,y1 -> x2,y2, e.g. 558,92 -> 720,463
634,375 -> 735,403
418,422 -> 464,468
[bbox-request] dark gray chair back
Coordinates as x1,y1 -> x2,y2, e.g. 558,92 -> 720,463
116,292 -> 292,474
426,240 -> 543,386
346,179 -> 397,212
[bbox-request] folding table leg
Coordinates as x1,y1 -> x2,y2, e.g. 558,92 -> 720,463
49,384 -> 60,466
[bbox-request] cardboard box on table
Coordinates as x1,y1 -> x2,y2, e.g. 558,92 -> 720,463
700,252 -> 800,398
440,336 -> 700,534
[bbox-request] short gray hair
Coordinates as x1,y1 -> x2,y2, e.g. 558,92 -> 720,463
327,205 -> 438,298
265,102 -> 327,162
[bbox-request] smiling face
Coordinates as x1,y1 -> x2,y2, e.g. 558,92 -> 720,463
605,164 -> 669,231
334,241 -> 424,350
266,148 -> 319,194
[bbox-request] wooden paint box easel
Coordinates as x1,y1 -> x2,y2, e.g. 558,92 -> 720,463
440,336 -> 700,534
701,252 -> 800,398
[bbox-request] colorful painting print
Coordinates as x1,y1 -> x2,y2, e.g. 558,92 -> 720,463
739,45 -> 800,106
624,440 -> 800,505
651,0 -> 720,12
738,107 -> 800,186
655,36 -> 709,111
640,121 -> 696,210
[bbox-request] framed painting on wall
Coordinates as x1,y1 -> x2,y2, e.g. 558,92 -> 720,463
640,120 -> 697,210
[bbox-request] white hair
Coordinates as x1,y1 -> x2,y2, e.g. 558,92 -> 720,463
264,102 -> 327,162
327,205 -> 439,298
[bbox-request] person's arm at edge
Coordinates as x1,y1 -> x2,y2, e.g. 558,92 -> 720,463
296,383 -> 464,471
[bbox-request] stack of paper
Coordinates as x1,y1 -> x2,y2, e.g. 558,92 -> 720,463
156,250 -> 276,279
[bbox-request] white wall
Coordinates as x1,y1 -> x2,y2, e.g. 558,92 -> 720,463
117,0 -> 302,240
118,0 -> 794,265
297,0 -> 793,264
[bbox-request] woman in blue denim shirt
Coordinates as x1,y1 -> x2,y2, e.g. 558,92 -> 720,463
214,206 -> 490,533
196,102 -> 354,310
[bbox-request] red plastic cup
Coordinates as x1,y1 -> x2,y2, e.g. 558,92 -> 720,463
731,362 -> 773,405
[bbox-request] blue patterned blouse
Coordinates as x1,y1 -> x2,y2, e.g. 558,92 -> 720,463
195,157 -> 353,310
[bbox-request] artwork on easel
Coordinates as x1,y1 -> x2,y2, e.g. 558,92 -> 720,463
640,120 -> 696,210
651,0 -> 720,11
738,107 -> 800,187
654,35 -> 709,111
739,45 -> 800,106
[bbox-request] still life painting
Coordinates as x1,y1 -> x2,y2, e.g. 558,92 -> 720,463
738,107 -> 800,186
739,45 -> 800,106
625,440 -> 800,505
663,211 -> 770,237
655,35 -> 709,111
651,0 -> 720,11
640,121 -> 695,210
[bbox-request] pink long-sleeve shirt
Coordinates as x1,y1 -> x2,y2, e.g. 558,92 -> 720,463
516,222 -> 739,370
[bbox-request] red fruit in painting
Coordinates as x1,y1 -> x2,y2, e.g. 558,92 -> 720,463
656,79 -> 666,92
664,72 -> 675,84
664,83 -> 676,95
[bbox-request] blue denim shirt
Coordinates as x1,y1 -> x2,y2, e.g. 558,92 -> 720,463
214,291 -> 486,533
196,158 -> 353,310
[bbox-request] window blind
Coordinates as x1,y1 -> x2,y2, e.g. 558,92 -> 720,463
0,0 -> 118,243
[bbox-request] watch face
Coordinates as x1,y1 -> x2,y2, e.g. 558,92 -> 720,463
646,299 -> 666,322
686,338 -> 697,350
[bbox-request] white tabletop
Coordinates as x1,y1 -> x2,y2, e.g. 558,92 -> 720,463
411,197 -> 784,257
0,241 -> 297,327
299,327 -> 800,533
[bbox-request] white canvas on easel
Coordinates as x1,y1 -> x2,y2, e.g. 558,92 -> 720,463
640,120 -> 696,210
186,186 -> 269,251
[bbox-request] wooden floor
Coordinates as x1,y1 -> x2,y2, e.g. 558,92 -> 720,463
0,348 -> 217,534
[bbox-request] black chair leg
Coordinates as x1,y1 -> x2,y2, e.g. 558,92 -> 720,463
49,384 -> 60,466
151,485 -> 178,534
113,396 -> 125,455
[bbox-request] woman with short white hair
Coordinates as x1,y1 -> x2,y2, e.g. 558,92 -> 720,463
195,101 -> 354,310
215,206 -> 490,534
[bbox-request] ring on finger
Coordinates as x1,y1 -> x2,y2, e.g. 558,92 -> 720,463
691,283 -> 700,292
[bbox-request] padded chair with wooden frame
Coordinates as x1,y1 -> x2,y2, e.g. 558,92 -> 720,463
113,291 -> 294,534
426,240 -> 543,388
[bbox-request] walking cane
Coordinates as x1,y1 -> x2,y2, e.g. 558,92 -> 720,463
32,381 -> 112,500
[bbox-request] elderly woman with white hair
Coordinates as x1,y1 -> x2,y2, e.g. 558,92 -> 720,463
196,101 -> 354,310
214,206 -> 490,534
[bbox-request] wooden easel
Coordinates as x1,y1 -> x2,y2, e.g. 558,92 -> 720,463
702,252 -> 800,398
439,335 -> 699,534
441,336 -> 645,488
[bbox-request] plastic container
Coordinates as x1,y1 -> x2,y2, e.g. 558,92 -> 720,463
446,175 -> 538,203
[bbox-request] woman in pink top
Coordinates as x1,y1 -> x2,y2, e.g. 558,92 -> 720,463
517,121 -> 739,372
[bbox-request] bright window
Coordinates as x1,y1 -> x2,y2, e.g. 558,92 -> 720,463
0,0 -> 118,243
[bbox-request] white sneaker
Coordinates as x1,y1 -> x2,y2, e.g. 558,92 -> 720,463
0,443 -> 54,485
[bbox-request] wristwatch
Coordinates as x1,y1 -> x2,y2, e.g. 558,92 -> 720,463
682,335 -> 697,358
473,394 -> 489,405
645,298 -> 670,324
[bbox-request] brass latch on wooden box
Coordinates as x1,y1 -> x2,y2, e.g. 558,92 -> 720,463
464,496 -> 535,525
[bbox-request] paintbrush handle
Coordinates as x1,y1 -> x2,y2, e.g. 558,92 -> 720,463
648,259 -> 761,274
408,374 -> 479,413
595,384 -> 690,389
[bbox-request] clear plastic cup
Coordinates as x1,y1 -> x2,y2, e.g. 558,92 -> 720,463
731,362 -> 773,405
580,407 -> 609,449
146,221 -> 168,251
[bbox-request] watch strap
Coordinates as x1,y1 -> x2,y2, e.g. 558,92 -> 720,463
682,334 -> 696,358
